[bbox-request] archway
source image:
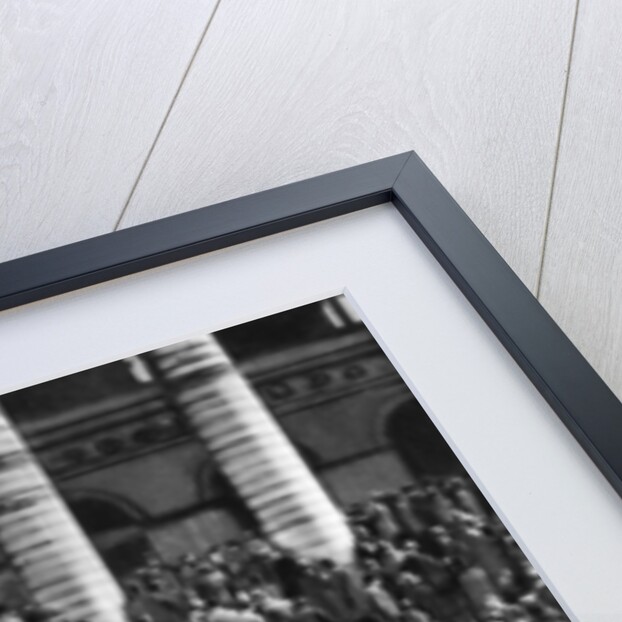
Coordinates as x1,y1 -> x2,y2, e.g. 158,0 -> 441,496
67,494 -> 151,578
386,399 -> 463,478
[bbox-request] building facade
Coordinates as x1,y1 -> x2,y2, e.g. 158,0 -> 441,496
1,298 -> 462,580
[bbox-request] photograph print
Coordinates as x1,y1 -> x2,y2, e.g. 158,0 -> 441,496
0,295 -> 567,622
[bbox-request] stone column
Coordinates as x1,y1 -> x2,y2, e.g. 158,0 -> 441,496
0,408 -> 127,622
145,335 -> 353,564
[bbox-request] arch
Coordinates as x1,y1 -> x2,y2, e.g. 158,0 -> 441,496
62,490 -> 152,577
373,394 -> 417,446
63,489 -> 147,529
383,398 -> 463,478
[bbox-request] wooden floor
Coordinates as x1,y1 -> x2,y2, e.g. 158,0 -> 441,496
2,1 -> 620,400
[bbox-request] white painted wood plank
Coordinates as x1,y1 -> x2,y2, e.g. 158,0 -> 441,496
539,1 -> 622,400
120,0 -> 576,291
0,0 -> 218,262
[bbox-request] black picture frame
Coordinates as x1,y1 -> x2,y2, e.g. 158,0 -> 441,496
1,150 -> 620,502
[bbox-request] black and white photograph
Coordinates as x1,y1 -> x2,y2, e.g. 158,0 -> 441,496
5,0 -> 622,618
0,296 -> 567,622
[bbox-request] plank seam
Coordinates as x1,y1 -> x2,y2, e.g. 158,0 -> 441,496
113,0 -> 224,232
534,0 -> 581,298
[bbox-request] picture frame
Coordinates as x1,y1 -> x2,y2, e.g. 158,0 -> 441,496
1,149 -> 620,503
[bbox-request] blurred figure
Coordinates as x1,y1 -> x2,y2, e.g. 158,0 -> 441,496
0,607 -> 24,622
392,490 -> 425,537
366,493 -> 401,541
251,589 -> 294,622
398,599 -> 434,622
234,592 -> 265,622
363,575 -> 401,621
2,478 -> 567,622
196,561 -> 234,605
291,597 -> 335,622
187,597 -> 208,622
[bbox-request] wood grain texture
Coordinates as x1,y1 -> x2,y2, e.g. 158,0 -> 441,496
119,0 -> 576,290
0,0 -> 218,262
539,1 -> 622,400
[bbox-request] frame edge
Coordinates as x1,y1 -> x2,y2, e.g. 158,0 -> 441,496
393,151 -> 622,499
0,152 -> 412,311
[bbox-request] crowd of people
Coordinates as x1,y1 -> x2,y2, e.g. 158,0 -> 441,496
0,476 -> 567,622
